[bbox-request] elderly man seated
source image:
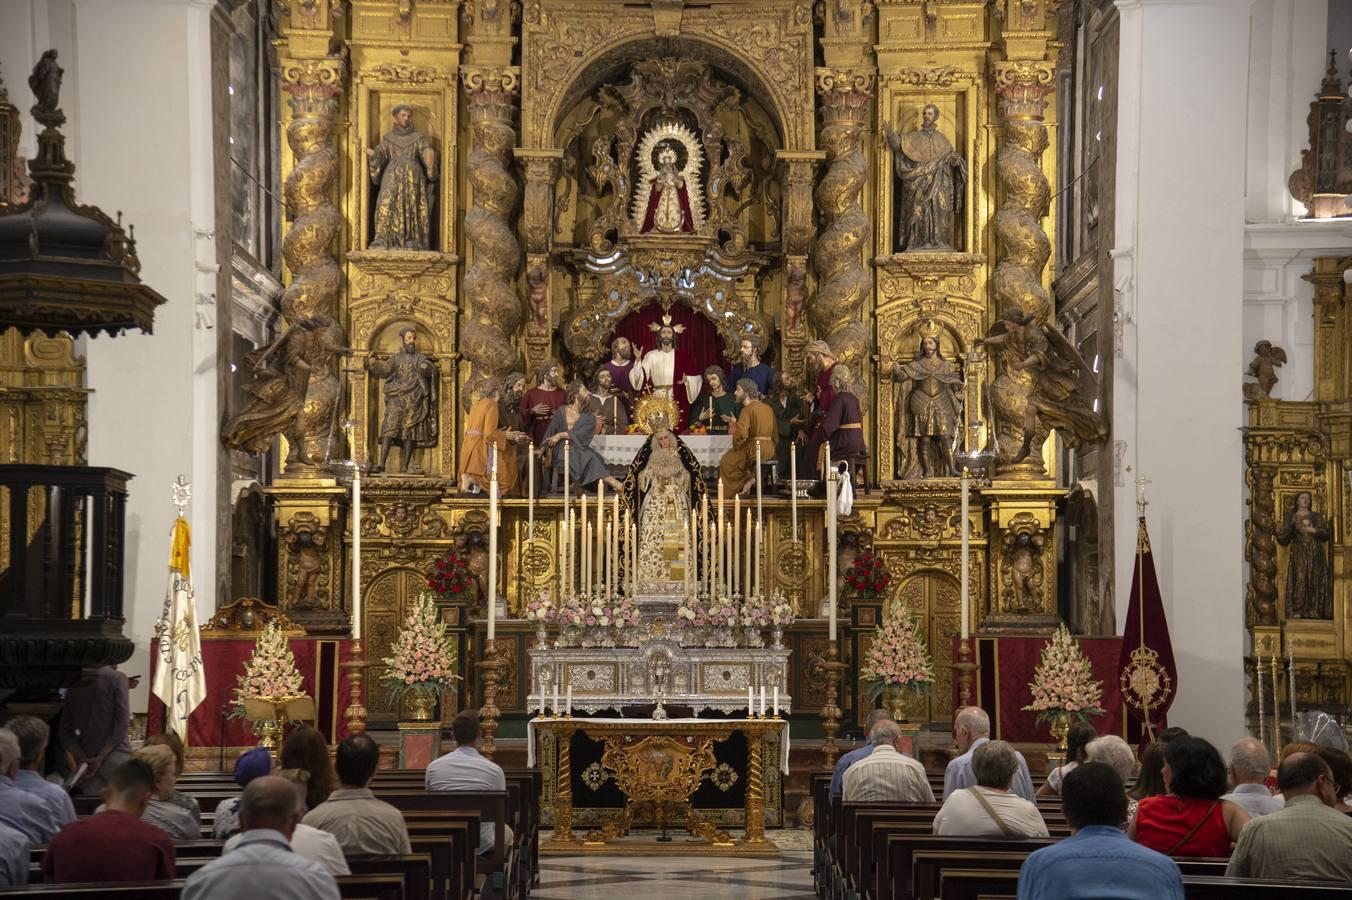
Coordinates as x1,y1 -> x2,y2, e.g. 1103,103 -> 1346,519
1227,752 -> 1352,883
1221,737 -> 1282,818
842,721 -> 934,803
934,740 -> 1048,837
945,706 -> 1034,801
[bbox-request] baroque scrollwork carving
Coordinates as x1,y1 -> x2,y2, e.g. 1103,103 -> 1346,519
812,67 -> 875,405
460,67 -> 522,382
1245,465 -> 1278,626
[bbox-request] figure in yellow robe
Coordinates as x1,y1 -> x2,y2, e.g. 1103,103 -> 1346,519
719,380 -> 778,495
458,386 -> 523,495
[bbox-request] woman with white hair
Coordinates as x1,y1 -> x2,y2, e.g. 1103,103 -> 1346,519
1085,735 -> 1139,825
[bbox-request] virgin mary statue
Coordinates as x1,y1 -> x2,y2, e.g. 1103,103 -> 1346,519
623,428 -> 708,587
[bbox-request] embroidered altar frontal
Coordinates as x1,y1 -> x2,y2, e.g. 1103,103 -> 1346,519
532,719 -> 785,830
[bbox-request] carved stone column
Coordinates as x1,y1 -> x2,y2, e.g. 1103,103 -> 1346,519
812,69 -> 875,399
278,56 -> 347,469
461,67 -> 522,383
515,148 -> 563,377
990,60 -> 1055,478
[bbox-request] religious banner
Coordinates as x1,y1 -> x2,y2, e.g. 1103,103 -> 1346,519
151,515 -> 206,743
1117,517 -> 1178,746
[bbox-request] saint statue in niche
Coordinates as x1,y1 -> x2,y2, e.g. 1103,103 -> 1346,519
366,104 -> 438,250
631,124 -> 705,235
369,327 -> 438,474
1276,491 -> 1332,619
884,104 -> 967,252
893,327 -> 963,479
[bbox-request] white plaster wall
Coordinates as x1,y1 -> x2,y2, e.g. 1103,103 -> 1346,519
1,0 -> 221,713
1113,0 -> 1252,748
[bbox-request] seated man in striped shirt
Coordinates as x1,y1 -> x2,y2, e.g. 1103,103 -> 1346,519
842,721 -> 934,803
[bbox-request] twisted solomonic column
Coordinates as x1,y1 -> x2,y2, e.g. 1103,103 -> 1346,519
279,57 -> 346,468
461,67 -> 522,382
812,69 -> 875,403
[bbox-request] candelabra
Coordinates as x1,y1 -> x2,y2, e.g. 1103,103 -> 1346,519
341,640 -> 368,735
954,637 -> 978,708
817,644 -> 848,767
477,638 -> 506,757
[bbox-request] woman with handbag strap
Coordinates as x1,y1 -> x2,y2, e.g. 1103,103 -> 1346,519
1130,736 -> 1249,856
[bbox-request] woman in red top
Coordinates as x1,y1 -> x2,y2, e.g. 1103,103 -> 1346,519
1128,736 -> 1250,856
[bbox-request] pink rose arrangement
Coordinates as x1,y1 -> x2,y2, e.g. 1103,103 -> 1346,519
677,595 -> 738,628
859,615 -> 935,701
555,596 -> 586,628
524,591 -> 557,624
381,592 -> 459,703
232,621 -> 305,716
740,597 -> 772,628
769,597 -> 795,627
1022,625 -> 1104,725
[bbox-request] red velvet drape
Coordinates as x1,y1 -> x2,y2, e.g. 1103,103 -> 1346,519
609,302 -> 726,430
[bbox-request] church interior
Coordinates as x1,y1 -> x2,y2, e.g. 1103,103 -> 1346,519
3,0 -> 1352,897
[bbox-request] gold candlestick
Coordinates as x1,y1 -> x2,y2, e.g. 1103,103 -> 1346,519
341,639 -> 368,736
477,638 -> 506,758
817,643 -> 848,767
955,637 -> 978,708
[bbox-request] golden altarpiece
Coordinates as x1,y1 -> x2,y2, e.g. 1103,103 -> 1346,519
205,0 -> 1106,759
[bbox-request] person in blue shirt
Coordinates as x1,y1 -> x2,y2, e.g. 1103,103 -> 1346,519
1017,762 -> 1184,900
829,709 -> 893,801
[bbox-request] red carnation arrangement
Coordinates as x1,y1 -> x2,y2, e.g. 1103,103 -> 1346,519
844,551 -> 890,598
427,550 -> 473,597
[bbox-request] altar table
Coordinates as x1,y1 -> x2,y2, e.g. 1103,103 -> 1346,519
592,434 -> 732,467
530,716 -> 787,853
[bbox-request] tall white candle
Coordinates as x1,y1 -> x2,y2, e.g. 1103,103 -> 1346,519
596,482 -> 605,592
960,468 -> 970,640
552,680 -> 559,716
584,523 -> 592,596
566,685 -> 573,716
744,510 -> 752,600
612,494 -> 619,597
827,442 -> 837,642
772,685 -> 779,716
527,441 -> 535,546
581,494 -> 589,595
734,492 -> 741,595
606,522 -> 614,597
748,686 -> 754,716
352,468 -> 362,640
717,478 -> 725,596
564,510 -> 573,597
790,443 -> 798,542
702,494 -> 710,595
755,440 -> 763,537
487,460 -> 498,641
755,521 -> 763,599
760,685 -> 766,717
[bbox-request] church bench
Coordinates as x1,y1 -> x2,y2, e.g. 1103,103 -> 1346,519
934,869 -> 1352,900
380,791 -> 512,899
403,813 -> 481,900
910,850 -> 1230,900
346,853 -> 433,900
876,834 -> 1055,900
0,873 -> 409,900
810,772 -> 832,899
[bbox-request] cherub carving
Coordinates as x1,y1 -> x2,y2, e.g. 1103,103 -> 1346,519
1002,526 -> 1045,613
1243,340 -> 1287,400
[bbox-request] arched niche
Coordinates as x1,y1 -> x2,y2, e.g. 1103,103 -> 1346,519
363,317 -> 449,476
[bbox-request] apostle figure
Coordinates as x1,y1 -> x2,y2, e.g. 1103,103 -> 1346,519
520,359 -> 567,446
894,331 -> 963,479
223,317 -> 324,459
1276,491 -> 1332,619
769,371 -> 809,479
631,319 -> 703,424
686,366 -> 737,435
601,336 -> 641,403
640,143 -> 695,234
803,340 -> 840,473
815,365 -> 866,475
500,371 -> 531,488
730,335 -> 774,398
884,104 -> 966,252
369,327 -> 437,474
366,104 -> 438,251
541,382 -> 623,492
588,369 -> 630,434
457,377 -> 525,494
719,379 -> 778,496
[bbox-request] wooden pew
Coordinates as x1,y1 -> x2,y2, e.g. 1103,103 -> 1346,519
346,853 -> 432,900
404,813 -> 480,900
380,791 -> 511,899
935,869 -> 1352,900
0,873 -> 411,900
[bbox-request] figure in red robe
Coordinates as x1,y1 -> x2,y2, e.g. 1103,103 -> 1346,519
804,340 -> 841,476
520,359 -> 567,446
640,145 -> 696,234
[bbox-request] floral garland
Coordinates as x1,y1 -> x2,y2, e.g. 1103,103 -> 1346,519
232,621 -> 304,715
426,549 -> 474,597
844,550 -> 891,598
382,592 -> 459,703
859,615 -> 935,701
1022,624 -> 1104,725
677,594 -> 738,628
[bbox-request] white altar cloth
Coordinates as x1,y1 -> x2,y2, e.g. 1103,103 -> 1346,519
525,716 -> 791,774
592,434 -> 732,467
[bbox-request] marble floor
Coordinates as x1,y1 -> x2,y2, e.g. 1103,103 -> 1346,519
535,851 -> 815,899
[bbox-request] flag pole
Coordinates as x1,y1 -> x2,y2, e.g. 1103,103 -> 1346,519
1134,474 -> 1155,743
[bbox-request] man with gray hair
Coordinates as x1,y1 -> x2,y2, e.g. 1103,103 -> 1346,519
1222,737 -> 1282,818
0,728 -> 51,843
5,716 -> 74,837
934,740 -> 1048,837
944,706 -> 1035,801
182,775 -> 339,900
830,709 -> 892,801
842,721 -> 934,803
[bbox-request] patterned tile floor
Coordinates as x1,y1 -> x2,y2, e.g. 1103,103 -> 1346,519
535,851 -> 815,899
